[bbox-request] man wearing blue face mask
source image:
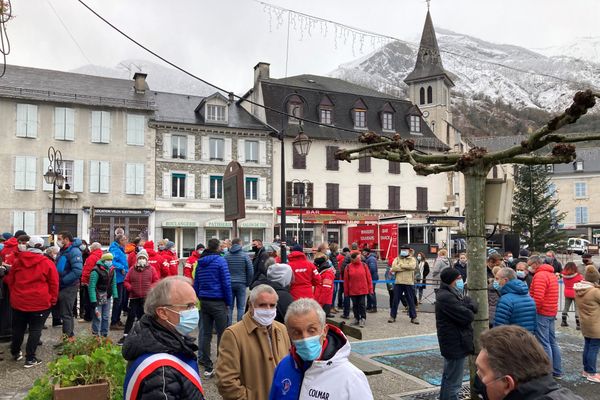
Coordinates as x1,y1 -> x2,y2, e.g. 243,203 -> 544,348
269,298 -> 374,400
435,268 -> 478,400
122,276 -> 205,400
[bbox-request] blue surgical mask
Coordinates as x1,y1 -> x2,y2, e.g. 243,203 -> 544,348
293,334 -> 323,361
167,308 -> 199,336
507,257 -> 514,263
493,281 -> 500,290
400,250 -> 409,257
455,279 -> 465,291
517,270 -> 526,279
105,261 -> 113,268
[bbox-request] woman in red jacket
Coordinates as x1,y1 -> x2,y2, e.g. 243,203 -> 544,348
80,242 -> 103,322
313,252 -> 335,318
561,261 -> 583,329
4,236 -> 59,367
288,244 -> 321,300
343,252 -> 373,328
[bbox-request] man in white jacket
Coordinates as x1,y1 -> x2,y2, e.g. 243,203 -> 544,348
269,298 -> 373,400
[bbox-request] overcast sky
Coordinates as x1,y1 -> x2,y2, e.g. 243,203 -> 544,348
6,0 -> 600,93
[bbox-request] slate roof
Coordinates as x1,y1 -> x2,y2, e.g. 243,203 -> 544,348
260,75 -> 449,150
152,91 -> 270,131
0,64 -> 154,110
404,11 -> 454,86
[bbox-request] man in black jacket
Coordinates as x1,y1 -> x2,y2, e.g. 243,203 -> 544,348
250,239 -> 269,284
122,276 -> 205,400
435,268 -> 477,400
475,325 -> 583,400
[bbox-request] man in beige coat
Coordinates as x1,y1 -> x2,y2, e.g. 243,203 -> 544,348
216,284 -> 291,400
388,246 -> 419,324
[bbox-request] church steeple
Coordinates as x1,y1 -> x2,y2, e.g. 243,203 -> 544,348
404,10 -> 454,87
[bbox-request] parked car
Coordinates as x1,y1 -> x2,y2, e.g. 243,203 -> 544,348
567,237 -> 589,255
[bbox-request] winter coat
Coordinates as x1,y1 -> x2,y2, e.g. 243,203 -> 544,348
184,250 -> 200,279
504,374 -> 584,400
56,239 -> 83,289
122,314 -> 204,400
494,278 -> 537,333
4,249 -> 59,312
160,249 -> 179,276
453,261 -> 468,282
0,237 -> 17,263
530,264 -> 559,317
81,248 -> 103,286
518,273 -> 533,288
225,244 -> 254,286
269,325 -> 373,400
431,257 -> 450,280
216,312 -> 291,400
336,253 -> 345,278
108,241 -> 129,284
488,284 -> 500,325
193,251 -> 232,307
574,281 -> 600,339
330,252 -> 340,279
416,260 -> 430,283
127,247 -> 138,269
314,266 -> 335,306
251,246 -> 270,284
144,242 -> 170,279
288,251 -> 321,300
391,256 -> 416,285
343,260 -> 373,297
88,262 -> 118,303
562,273 -> 583,299
125,265 -> 158,299
548,258 -> 563,274
363,253 -> 379,281
435,282 -> 478,360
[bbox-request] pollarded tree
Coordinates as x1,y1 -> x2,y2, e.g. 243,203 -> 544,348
512,164 -> 567,252
335,90 -> 600,396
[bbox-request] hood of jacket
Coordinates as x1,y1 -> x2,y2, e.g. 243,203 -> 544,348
89,248 -> 103,259
229,244 -> 243,254
536,264 -> 555,274
505,374 -> 568,400
17,249 -> 45,268
197,252 -> 222,267
437,257 -> 450,266
500,278 -> 530,296
291,324 -> 350,366
288,251 -> 308,262
3,237 -> 17,252
575,280 -> 597,295
122,314 -> 198,362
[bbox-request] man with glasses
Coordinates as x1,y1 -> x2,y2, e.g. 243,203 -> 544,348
122,276 -> 205,400
475,325 -> 582,399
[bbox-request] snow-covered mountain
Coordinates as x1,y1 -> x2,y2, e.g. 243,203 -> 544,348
331,29 -> 600,135
71,59 -> 216,96
534,37 -> 600,64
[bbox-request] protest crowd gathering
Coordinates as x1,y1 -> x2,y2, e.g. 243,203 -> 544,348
0,229 -> 599,400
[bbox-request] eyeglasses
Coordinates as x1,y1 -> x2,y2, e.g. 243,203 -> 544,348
163,303 -> 197,311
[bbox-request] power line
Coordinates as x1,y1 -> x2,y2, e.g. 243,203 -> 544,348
46,0 -> 93,65
254,0 -> 593,88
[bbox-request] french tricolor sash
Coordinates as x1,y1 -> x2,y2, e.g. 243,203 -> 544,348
124,353 -> 204,400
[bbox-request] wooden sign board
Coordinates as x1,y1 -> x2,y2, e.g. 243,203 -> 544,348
224,161 -> 246,221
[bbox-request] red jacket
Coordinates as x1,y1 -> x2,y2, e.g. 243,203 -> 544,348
144,242 -> 170,279
4,250 -> 59,311
81,248 -> 103,285
183,251 -> 200,279
343,260 -> 373,297
160,249 -> 179,276
1,237 -> 19,265
530,264 -> 559,316
288,251 -> 322,300
314,266 -> 335,306
124,265 -> 158,299
562,273 -> 583,299
127,250 -> 138,269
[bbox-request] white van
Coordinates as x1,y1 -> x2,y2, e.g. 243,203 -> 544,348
567,238 -> 589,255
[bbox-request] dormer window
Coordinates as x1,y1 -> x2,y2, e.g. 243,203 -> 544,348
207,104 -> 226,122
352,99 -> 368,130
381,103 -> 395,132
319,95 -> 334,125
287,95 -> 303,124
574,161 -> 584,171
409,115 -> 421,134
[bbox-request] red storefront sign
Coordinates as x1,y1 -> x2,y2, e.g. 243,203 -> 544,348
379,223 -> 398,264
347,226 -> 378,250
276,209 -> 379,224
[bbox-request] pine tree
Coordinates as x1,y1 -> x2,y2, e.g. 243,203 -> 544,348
512,165 -> 567,251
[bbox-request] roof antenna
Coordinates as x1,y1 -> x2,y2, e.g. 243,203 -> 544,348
426,0 -> 431,11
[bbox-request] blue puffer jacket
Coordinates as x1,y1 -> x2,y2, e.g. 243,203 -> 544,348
224,244 -> 253,286
364,253 -> 379,281
193,251 -> 232,307
56,238 -> 83,289
494,278 -> 537,333
108,241 -> 129,284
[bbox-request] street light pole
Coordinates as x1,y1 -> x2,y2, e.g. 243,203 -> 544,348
44,146 -> 64,242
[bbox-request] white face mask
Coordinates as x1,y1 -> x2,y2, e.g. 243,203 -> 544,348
56,240 -> 64,248
138,258 -> 148,267
18,244 -> 27,252
253,308 -> 277,326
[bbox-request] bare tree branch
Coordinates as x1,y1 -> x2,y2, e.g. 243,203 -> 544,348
508,154 -> 575,165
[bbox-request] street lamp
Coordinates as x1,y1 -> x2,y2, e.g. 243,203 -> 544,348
292,179 -> 311,248
43,146 -> 64,240
276,93 -> 312,263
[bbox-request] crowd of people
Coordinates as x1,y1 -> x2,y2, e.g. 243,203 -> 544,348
1,228 -> 599,400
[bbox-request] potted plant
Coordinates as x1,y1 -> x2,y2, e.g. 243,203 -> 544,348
26,335 -> 126,400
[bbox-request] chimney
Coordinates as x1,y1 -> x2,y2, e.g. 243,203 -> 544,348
228,92 -> 235,102
133,72 -> 148,94
253,62 -> 270,82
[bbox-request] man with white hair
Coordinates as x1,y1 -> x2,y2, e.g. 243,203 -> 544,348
216,284 -> 291,400
270,298 -> 373,399
122,276 -> 205,400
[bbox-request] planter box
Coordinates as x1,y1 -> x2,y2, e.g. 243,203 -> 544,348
53,382 -> 109,400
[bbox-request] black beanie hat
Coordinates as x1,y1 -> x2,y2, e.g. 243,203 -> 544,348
441,268 -> 461,285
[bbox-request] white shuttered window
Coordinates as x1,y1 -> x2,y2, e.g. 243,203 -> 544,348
91,111 -> 111,143
13,211 -> 35,234
89,160 -> 110,193
15,156 -> 36,190
16,104 -> 38,138
126,114 -> 145,146
54,107 -> 75,140
126,163 -> 144,195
